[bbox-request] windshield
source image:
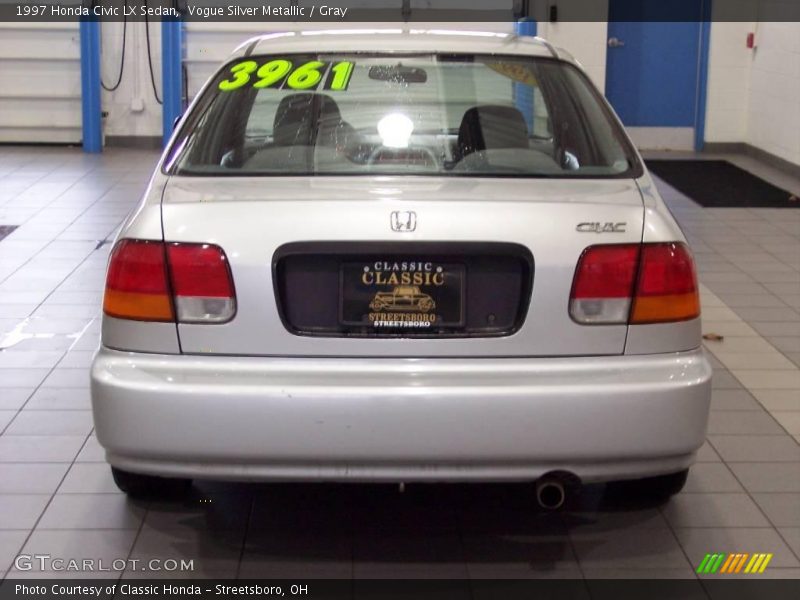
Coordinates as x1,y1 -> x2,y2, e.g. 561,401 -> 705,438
170,53 -> 640,178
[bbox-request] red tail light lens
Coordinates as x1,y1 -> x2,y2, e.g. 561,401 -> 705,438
103,240 -> 173,322
104,240 -> 235,324
570,244 -> 639,324
630,242 -> 700,324
570,242 -> 699,325
167,243 -> 236,323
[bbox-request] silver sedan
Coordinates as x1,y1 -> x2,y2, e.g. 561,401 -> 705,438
91,30 -> 711,506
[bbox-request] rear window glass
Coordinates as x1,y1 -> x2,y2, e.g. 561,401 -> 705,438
169,53 -> 640,178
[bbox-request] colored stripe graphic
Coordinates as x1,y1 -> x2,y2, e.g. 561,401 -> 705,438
697,553 -> 713,573
710,553 -> 726,573
698,552 -> 771,574
734,553 -> 749,573
720,553 -> 736,573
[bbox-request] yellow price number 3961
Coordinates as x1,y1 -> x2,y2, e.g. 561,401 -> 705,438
218,59 -> 355,92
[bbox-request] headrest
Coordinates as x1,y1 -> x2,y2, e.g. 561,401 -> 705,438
272,93 -> 343,146
457,105 -> 529,160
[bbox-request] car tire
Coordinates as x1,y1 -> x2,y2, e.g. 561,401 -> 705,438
111,467 -> 191,499
610,469 -> 689,501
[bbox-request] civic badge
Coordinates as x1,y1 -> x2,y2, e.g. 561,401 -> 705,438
390,211 -> 417,233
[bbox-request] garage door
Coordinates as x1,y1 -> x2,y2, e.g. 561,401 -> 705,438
0,23 -> 82,143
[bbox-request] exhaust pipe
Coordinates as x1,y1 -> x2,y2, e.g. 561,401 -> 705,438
535,479 -> 567,510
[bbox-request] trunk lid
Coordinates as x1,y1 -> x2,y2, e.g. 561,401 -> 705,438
161,176 -> 644,357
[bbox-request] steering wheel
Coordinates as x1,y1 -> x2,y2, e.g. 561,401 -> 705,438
367,145 -> 440,169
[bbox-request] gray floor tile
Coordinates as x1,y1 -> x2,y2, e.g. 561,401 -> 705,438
706,411 -> 786,435
4,410 -> 93,436
0,351 -> 64,370
23,387 -> 91,411
0,495 -> 50,529
0,435 -> 86,464
708,435 -> 800,462
0,370 -> 50,388
711,371 -> 743,390
0,463 -> 69,494
728,463 -> 800,493
0,389 -> 32,410
771,412 -> 800,435
696,440 -> 722,462
674,527 -> 800,569
710,389 -> 764,411
36,494 -> 145,529
753,494 -> 800,527
682,463 -> 743,493
662,493 -> 770,528
780,527 -> 800,559
751,390 -> 800,411
57,463 -> 120,494
40,368 -> 90,388
0,530 -> 28,573
570,528 -> 689,569
75,436 -> 106,463
0,411 -> 14,431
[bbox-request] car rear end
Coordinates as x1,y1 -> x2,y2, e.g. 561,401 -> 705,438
91,32 -> 711,486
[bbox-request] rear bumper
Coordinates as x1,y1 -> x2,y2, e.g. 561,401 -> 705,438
91,348 -> 712,483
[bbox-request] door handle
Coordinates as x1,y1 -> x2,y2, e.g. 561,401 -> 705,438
608,37 -> 626,48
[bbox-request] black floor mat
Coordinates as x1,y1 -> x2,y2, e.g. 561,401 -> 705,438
646,159 -> 800,208
0,225 -> 18,242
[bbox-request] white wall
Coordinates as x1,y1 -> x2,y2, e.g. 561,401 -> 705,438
704,21 -> 754,143
746,21 -> 800,165
539,21 -> 608,89
101,20 -> 163,137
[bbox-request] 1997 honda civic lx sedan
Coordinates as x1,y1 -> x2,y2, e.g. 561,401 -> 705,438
91,30 -> 712,505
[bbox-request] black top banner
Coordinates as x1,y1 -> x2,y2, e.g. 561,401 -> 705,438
1,0 -> 800,23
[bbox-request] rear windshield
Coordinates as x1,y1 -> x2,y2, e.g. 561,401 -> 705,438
169,53 -> 640,178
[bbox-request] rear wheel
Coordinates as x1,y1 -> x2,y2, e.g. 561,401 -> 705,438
610,469 -> 689,501
111,467 -> 191,499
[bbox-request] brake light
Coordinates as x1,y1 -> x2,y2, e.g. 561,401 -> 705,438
570,242 -> 699,325
167,243 -> 236,323
103,240 -> 235,324
630,243 -> 699,324
104,240 -> 173,321
569,245 -> 639,324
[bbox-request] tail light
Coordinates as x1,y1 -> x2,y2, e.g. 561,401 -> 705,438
570,242 -> 699,325
166,243 -> 236,323
630,243 -> 700,324
104,240 -> 173,322
104,239 -> 235,324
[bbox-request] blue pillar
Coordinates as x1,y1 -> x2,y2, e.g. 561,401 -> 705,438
515,18 -> 537,38
161,16 -> 184,146
514,19 -> 537,132
79,19 -> 102,153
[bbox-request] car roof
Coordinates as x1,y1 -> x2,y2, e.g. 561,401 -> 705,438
232,29 -> 566,61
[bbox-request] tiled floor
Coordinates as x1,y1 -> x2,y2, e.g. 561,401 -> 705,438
0,146 -> 799,580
